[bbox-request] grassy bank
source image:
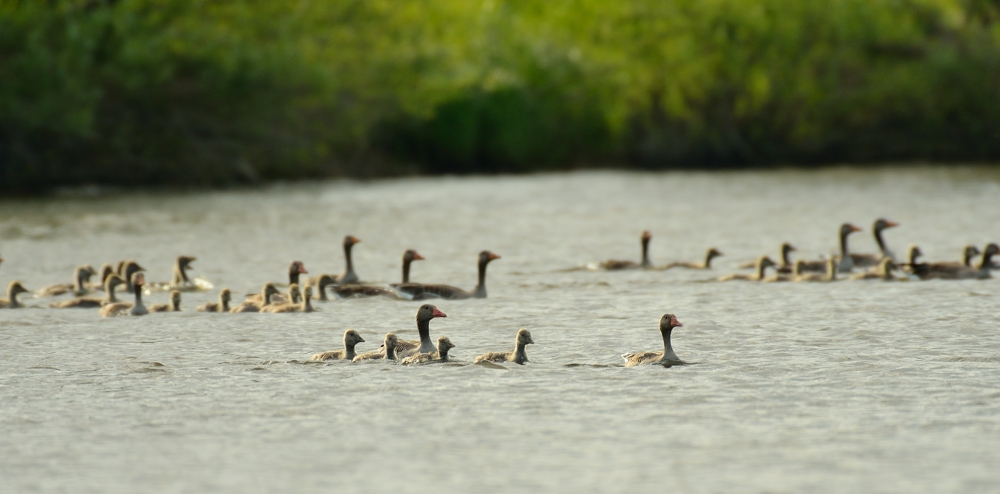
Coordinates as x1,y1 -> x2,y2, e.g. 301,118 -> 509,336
1,0 -> 999,192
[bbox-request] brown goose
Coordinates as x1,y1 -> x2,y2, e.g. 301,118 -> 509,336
600,230 -> 652,270
401,336 -> 455,365
262,285 -> 315,313
311,329 -> 366,361
329,284 -> 399,299
245,261 -> 307,304
916,245 -> 983,278
921,243 -> 999,280
171,256 -> 196,285
51,274 -> 125,308
663,248 -> 723,270
719,256 -> 775,281
231,283 -> 280,313
149,290 -> 182,312
474,329 -> 534,365
119,261 -> 146,294
0,281 -> 29,309
38,264 -> 97,297
851,218 -> 899,267
352,333 -> 399,362
393,251 -> 500,300
794,257 -> 838,282
336,235 -> 361,284
197,288 -> 232,312
850,258 -> 897,280
388,249 -> 426,292
798,224 -> 862,273
92,264 -> 115,291
100,272 -> 148,317
622,314 -> 684,367
395,304 -> 448,358
738,243 -> 796,272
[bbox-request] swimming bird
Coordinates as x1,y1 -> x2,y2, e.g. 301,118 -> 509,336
262,285 -> 315,313
395,304 -> 448,358
921,243 -> 999,280
119,261 -> 146,293
311,329 -> 366,361
0,281 -> 29,309
851,218 -> 899,267
474,329 -> 534,365
37,264 -> 96,297
794,257 -> 838,282
197,288 -> 232,312
600,230 -> 652,270
231,283 -> 279,313
622,314 -> 684,367
389,249 -> 426,293
392,251 -> 500,300
335,235 -> 361,284
401,336 -> 455,364
719,256 -> 775,281
352,333 -> 399,362
850,258 -> 898,280
246,261 -> 307,305
149,290 -> 182,312
100,272 -> 148,316
663,248 -> 723,269
50,274 -> 125,308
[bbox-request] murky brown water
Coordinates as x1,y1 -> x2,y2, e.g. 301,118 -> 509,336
2,167 -> 1000,492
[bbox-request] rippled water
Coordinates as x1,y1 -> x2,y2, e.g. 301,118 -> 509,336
2,167 -> 1000,493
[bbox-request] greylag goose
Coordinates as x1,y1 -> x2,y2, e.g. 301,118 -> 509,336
336,235 -> 360,284
794,257 -> 838,282
600,230 -> 652,270
719,256 -> 775,281
738,243 -> 795,272
395,304 -> 448,358
622,314 -> 684,367
921,243 -> 999,280
388,249 -> 426,292
119,261 -> 146,293
798,224 -> 861,273
37,264 -> 97,297
311,274 -> 337,301
0,281 -> 29,309
262,285 -> 315,313
197,288 -> 232,312
916,245 -> 984,278
148,256 -> 211,292
100,272 -> 148,316
245,261 -> 306,304
352,333 -> 399,362
401,336 -> 455,364
663,248 -> 723,270
231,283 -> 280,313
474,329 -> 534,365
51,274 -> 125,308
393,251 -> 500,300
93,264 -> 114,291
329,284 -> 398,299
149,290 -> 182,312
311,329 -> 366,361
850,258 -> 897,280
851,218 -> 899,267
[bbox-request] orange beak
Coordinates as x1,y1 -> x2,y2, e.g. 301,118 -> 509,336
413,252 -> 425,261
432,308 -> 447,318
488,252 -> 501,260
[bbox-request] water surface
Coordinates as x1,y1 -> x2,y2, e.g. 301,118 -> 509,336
2,168 -> 1000,493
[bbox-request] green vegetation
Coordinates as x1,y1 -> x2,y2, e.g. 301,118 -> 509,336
2,0 -> 999,191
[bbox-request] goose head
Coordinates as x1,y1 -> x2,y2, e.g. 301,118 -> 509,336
659,313 -> 683,332
516,328 -> 534,346
344,329 -> 365,346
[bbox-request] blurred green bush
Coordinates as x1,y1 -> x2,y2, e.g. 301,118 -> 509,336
1,0 -> 998,191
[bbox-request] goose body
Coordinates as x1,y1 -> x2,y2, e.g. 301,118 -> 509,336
474,329 -> 533,365
719,256 -> 775,281
395,304 -> 448,358
663,248 -> 722,270
247,262 -> 306,305
600,230 -> 652,270
393,251 -> 499,300
401,336 -> 455,364
851,219 -> 899,267
197,288 -> 232,312
0,281 -> 29,309
231,283 -> 279,313
262,285 -> 315,313
850,258 -> 897,280
148,290 -> 182,312
38,265 -> 96,297
921,243 -> 998,280
794,257 -> 838,282
51,274 -> 124,308
312,329 -> 366,361
622,314 -> 684,366
352,333 -> 398,362
100,272 -> 148,316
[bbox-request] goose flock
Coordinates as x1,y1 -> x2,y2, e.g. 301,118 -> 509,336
1,220 -> 996,367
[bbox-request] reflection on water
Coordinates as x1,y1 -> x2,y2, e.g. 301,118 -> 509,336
1,167 -> 1000,492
